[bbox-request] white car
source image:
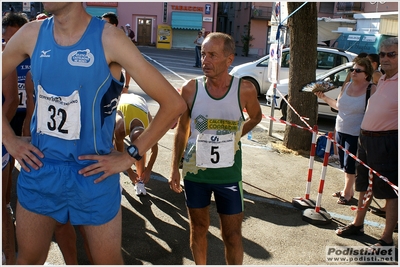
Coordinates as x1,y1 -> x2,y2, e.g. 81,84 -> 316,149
229,47 -> 357,95
266,62 -> 354,119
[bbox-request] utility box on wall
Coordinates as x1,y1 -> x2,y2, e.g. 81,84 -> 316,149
157,25 -> 172,49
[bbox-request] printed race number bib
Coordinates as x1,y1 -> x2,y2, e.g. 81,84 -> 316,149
36,85 -> 81,140
196,133 -> 234,168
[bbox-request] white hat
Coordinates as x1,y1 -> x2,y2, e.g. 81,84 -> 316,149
125,23 -> 130,27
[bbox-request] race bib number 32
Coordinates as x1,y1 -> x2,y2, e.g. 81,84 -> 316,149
196,133 -> 235,168
36,85 -> 81,140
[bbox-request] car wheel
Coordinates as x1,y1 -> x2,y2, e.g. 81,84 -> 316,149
280,98 -> 288,121
243,77 -> 260,96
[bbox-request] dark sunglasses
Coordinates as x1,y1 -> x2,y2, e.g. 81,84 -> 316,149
379,51 -> 397,58
349,68 -> 365,73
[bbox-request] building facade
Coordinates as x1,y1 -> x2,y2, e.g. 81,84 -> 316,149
2,2 -> 398,54
218,2 -> 398,57
83,2 -> 217,49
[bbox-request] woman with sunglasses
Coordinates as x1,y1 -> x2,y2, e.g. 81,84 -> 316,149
315,57 -> 376,205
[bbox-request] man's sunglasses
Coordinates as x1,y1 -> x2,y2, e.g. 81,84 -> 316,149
379,51 -> 397,58
349,68 -> 365,73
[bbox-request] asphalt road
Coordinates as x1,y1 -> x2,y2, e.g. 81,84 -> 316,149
10,46 -> 397,265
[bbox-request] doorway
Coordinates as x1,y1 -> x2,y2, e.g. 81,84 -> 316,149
137,18 -> 152,45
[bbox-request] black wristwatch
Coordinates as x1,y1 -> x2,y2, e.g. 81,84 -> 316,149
127,145 -> 142,161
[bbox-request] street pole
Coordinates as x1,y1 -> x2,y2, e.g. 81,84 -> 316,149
268,2 -> 308,136
268,2 -> 282,136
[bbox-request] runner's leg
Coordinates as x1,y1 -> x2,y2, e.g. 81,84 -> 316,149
15,201 -> 56,264
219,212 -> 244,264
83,208 -> 124,264
188,206 -> 210,265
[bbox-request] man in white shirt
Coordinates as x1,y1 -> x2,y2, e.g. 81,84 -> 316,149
193,31 -> 204,68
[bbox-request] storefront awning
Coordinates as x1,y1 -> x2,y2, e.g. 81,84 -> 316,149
85,7 -> 117,18
171,12 -> 202,30
380,14 -> 398,36
317,17 -> 356,42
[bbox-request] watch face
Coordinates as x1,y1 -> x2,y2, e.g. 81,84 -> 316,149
127,145 -> 142,161
128,146 -> 136,155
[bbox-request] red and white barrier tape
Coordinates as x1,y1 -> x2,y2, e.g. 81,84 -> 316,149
351,170 -> 374,211
258,114 -> 398,196
266,116 -> 313,133
243,102 -> 398,201
273,87 -> 313,130
325,134 -> 398,195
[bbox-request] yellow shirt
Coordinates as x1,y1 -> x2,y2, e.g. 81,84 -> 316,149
117,94 -> 149,136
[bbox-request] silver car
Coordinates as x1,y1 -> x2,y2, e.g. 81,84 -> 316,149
229,47 -> 357,95
266,62 -> 354,119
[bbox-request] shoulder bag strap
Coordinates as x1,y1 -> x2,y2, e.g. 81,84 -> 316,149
365,83 -> 372,111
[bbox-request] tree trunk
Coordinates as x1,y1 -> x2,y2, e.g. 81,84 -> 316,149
283,2 -> 318,152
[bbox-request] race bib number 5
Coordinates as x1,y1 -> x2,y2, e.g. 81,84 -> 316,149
36,85 -> 81,140
196,133 -> 235,168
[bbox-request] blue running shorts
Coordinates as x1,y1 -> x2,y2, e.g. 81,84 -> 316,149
183,180 -> 243,215
17,158 -> 121,225
2,144 -> 10,170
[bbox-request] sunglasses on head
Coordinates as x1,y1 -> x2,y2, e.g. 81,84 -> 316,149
379,51 -> 397,58
349,68 -> 365,73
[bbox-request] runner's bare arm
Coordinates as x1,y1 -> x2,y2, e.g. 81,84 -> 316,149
78,25 -> 186,182
169,80 -> 195,193
239,79 -> 262,136
22,71 -> 34,136
105,24 -> 186,153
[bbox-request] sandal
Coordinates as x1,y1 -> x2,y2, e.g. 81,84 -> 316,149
335,224 -> 364,236
332,191 -> 342,198
368,239 -> 394,254
375,239 -> 394,246
337,196 -> 351,205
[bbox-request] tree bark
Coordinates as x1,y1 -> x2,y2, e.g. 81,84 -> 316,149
283,2 -> 318,152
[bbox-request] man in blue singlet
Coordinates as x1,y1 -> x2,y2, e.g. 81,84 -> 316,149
169,32 -> 262,264
2,2 -> 186,264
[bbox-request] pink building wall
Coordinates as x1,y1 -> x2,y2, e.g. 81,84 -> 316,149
250,20 -> 269,56
84,2 -> 217,46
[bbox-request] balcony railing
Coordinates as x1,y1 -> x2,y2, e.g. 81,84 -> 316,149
251,6 -> 272,20
336,2 -> 364,13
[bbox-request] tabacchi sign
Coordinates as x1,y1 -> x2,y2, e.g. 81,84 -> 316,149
86,2 -> 118,7
171,5 -> 203,12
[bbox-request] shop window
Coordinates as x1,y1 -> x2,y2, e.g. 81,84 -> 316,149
319,2 -> 335,13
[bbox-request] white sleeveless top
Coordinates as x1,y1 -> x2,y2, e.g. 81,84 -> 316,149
182,76 -> 245,184
335,82 -> 367,136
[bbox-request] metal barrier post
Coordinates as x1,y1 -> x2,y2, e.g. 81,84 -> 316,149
302,132 -> 333,225
292,125 -> 318,209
